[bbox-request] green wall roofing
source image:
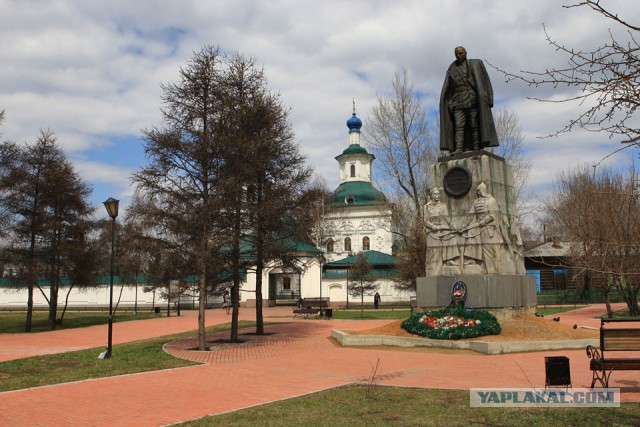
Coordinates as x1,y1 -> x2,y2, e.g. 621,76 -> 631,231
330,181 -> 387,206
325,250 -> 397,268
340,144 -> 369,155
323,251 -> 398,280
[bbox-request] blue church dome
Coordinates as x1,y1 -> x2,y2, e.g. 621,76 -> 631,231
346,112 -> 362,133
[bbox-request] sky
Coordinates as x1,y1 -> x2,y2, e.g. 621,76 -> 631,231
1,0 -> 638,220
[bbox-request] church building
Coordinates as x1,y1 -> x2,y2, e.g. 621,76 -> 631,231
318,107 -> 412,305
320,107 -> 394,262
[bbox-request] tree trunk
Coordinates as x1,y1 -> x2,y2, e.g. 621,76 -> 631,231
197,282 -> 207,350
633,289 -> 639,317
230,203 -> 242,343
197,259 -> 207,350
615,277 -> 634,317
59,284 -> 74,325
254,224 -> 265,335
26,284 -> 34,333
166,289 -> 171,317
48,279 -> 58,330
604,286 -> 613,318
255,261 -> 264,335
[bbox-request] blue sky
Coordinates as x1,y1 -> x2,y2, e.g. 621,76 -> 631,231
1,0 -> 638,218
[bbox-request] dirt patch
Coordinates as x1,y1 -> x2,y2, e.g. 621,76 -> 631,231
348,314 -> 599,342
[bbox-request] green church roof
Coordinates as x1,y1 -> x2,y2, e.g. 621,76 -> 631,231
341,144 -> 369,155
323,250 -> 398,279
330,181 -> 387,207
325,250 -> 397,268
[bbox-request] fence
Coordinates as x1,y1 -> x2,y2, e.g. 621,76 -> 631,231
537,289 -> 628,306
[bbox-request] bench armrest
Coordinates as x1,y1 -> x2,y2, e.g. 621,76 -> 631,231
586,344 -> 602,361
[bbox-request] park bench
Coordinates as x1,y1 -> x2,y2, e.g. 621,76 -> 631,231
292,297 -> 331,319
299,297 -> 329,309
292,307 -> 322,319
586,318 -> 640,388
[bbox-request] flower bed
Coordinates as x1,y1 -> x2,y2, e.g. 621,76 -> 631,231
401,306 -> 501,340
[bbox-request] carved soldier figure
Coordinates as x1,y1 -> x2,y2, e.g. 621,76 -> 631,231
424,188 -> 459,275
461,182 -> 504,274
440,46 -> 499,154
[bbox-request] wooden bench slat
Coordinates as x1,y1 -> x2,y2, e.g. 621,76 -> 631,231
604,343 -> 640,351
603,329 -> 640,337
591,359 -> 640,371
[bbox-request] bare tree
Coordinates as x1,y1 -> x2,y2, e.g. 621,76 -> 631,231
546,164 -> 640,316
493,1 -> 640,145
366,68 -> 438,217
364,68 -> 438,289
348,252 -> 378,315
490,108 -> 533,218
307,175 -> 333,251
58,231 -> 101,325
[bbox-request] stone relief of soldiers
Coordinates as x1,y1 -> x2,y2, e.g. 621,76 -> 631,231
424,182 -> 521,276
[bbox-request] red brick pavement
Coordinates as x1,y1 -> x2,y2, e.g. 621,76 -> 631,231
1,305 -> 639,426
0,309 -> 240,362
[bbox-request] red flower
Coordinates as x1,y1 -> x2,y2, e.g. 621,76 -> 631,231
419,314 -> 480,330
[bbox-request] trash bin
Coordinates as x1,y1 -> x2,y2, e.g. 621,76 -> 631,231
154,307 -> 161,314
323,308 -> 333,319
545,356 -> 571,388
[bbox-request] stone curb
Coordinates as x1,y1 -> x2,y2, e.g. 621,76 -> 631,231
331,329 -> 598,355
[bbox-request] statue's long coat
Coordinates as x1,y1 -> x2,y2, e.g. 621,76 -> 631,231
439,59 -> 499,152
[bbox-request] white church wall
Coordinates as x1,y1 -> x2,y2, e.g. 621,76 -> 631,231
322,205 -> 394,263
239,256 -> 322,306
316,277 -> 414,306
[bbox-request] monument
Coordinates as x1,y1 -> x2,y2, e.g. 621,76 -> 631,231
416,46 -> 537,310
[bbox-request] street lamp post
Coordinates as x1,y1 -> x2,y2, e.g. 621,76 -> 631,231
103,197 -> 119,359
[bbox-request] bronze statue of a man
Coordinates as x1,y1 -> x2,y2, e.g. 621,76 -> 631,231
440,46 -> 498,154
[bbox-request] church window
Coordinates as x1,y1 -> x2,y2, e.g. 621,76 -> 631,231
344,237 -> 352,253
283,276 -> 291,290
326,238 -> 334,253
350,164 -> 356,177
362,236 -> 370,251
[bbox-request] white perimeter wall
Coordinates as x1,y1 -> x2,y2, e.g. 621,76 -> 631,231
0,285 -> 165,308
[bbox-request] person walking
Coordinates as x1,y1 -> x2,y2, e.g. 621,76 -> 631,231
374,292 -> 381,309
223,289 -> 231,314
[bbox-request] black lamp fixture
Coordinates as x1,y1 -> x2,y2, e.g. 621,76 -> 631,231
101,197 -> 119,359
104,197 -> 119,219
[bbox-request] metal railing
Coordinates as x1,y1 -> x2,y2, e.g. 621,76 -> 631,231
537,289 -> 627,306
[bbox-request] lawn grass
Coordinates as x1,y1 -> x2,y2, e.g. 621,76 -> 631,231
179,384 -> 640,427
535,306 -> 588,317
597,308 -> 640,319
332,309 -> 411,320
0,310 -> 165,333
0,321 -> 255,392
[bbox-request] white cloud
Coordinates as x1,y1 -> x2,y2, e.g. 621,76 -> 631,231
0,0 -> 638,211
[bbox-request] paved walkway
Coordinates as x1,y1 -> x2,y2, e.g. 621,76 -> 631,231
1,304 -> 639,426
